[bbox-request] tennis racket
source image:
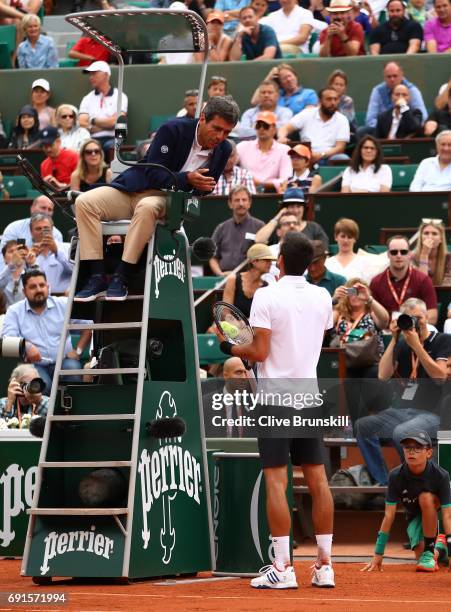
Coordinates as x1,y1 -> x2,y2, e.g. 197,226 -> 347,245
213,301 -> 254,370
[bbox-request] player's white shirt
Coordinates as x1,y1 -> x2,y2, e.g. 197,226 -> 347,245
249,275 -> 333,380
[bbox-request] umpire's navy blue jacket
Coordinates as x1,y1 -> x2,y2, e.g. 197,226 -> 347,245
111,117 -> 232,194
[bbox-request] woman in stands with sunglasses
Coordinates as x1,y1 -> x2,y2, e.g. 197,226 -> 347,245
70,139 -> 112,192
411,219 -> 451,286
341,136 -> 392,193
56,104 -> 90,153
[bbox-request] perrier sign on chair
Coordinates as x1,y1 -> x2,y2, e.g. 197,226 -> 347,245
21,8 -> 214,582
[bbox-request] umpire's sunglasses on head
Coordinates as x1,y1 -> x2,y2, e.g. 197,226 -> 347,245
421,218 -> 444,226
389,249 -> 409,256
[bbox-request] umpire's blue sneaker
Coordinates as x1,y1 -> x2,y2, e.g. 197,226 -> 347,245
74,275 -> 108,302
106,274 -> 128,301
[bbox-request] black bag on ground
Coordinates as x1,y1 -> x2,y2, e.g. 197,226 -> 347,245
329,464 -> 376,510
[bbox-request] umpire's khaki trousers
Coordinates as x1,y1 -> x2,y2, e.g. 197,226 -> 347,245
75,186 -> 167,264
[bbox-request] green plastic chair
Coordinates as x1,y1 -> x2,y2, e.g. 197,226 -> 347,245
197,334 -> 226,366
390,164 -> 418,191
328,244 -> 339,256
0,42 -> 12,69
0,25 -> 16,55
354,111 -> 366,127
59,58 -> 78,68
26,189 -> 42,199
318,166 -> 345,183
3,176 -> 32,198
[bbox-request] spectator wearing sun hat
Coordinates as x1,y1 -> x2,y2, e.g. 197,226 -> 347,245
236,110 -> 292,192
204,10 -> 233,61
319,0 -> 366,57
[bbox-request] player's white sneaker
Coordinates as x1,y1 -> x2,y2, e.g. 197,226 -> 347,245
311,563 -> 335,588
250,564 -> 298,589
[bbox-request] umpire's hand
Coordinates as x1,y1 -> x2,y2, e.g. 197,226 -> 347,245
187,168 -> 216,192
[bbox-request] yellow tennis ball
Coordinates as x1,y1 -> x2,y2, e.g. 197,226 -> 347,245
220,321 -> 239,339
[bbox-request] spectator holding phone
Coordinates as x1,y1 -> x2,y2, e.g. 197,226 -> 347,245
319,0 -> 366,57
0,239 -> 37,307
29,214 -> 73,294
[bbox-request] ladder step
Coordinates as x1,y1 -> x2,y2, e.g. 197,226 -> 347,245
40,461 -> 132,468
59,368 -> 141,376
67,322 -> 142,331
28,508 -> 128,516
49,414 -> 136,422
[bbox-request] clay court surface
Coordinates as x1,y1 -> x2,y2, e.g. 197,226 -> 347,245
1,559 -> 450,612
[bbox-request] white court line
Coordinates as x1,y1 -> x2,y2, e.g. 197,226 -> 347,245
69,592 -> 450,604
155,577 -> 235,586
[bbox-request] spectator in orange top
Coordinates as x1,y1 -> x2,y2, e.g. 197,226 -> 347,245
319,0 -> 365,56
68,36 -> 111,67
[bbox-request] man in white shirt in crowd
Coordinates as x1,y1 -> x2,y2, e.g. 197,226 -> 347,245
409,130 -> 451,192
259,0 -> 314,55
278,87 -> 350,164
238,79 -> 293,138
78,61 -> 128,157
218,232 -> 335,589
237,110 -> 292,192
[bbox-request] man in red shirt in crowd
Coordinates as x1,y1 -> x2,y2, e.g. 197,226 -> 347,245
68,36 -> 111,67
39,127 -> 79,192
370,235 -> 438,325
319,0 -> 365,57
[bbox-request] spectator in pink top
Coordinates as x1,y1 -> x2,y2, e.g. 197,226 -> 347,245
236,110 -> 292,193
424,0 -> 451,53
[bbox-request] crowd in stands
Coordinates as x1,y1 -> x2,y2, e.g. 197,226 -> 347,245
0,2 -> 451,488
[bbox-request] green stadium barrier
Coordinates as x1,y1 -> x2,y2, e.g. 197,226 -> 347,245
312,191 -> 450,246
1,55 -> 449,144
192,276 -> 223,291
380,139 -> 436,164
318,166 -> 345,184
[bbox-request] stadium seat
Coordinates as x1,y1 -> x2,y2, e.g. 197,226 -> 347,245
26,189 -> 42,199
3,176 -> 32,198
197,334 -> 225,365
0,43 -> 12,69
0,25 -> 16,56
0,153 -> 16,167
382,144 -> 402,156
390,164 -> 418,191
354,111 -> 366,127
328,244 -> 338,255
318,166 -> 345,183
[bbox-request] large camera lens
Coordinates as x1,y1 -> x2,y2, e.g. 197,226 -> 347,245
0,337 -> 26,360
397,314 -> 419,331
22,378 -> 46,395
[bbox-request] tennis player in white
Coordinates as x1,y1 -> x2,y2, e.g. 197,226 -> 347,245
219,232 -> 335,589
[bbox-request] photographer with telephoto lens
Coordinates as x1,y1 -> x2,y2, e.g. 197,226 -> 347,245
0,364 -> 48,428
354,297 -> 451,486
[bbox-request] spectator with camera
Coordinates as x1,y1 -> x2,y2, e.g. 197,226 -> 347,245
29,214 -> 73,294
370,235 -> 438,325
1,270 -> 91,394
0,364 -> 48,427
319,0 -> 366,57
0,240 -> 37,308
354,297 -> 451,485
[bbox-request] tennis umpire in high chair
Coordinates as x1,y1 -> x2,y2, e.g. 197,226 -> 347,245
74,96 -> 239,302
